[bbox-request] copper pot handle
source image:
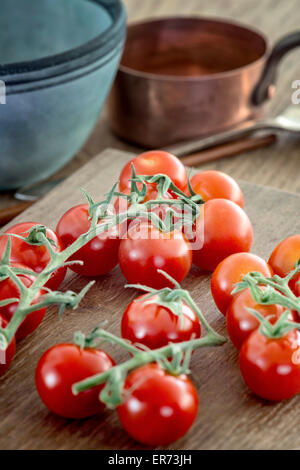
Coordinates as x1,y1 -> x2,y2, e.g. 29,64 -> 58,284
252,31 -> 300,105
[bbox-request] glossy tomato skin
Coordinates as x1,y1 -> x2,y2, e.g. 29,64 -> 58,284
269,235 -> 300,296
121,294 -> 201,349
117,364 -> 198,446
35,344 -> 115,419
0,263 -> 46,341
211,252 -> 273,315
119,151 -> 188,193
211,253 -> 273,315
190,171 -> 244,208
56,204 -> 120,277
193,199 -> 253,272
118,222 -> 192,289
0,222 -> 66,290
226,288 -> 286,350
239,329 -> 300,401
0,315 -> 16,377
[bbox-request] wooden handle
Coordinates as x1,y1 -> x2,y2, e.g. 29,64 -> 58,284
179,134 -> 276,166
0,201 -> 34,226
0,134 -> 276,227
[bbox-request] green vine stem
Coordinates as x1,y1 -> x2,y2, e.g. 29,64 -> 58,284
72,330 -> 225,408
72,272 -> 226,408
233,260 -> 300,338
126,269 -> 221,338
232,262 -> 300,313
0,169 -> 204,350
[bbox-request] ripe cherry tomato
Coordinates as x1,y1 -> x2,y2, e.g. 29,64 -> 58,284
0,314 -> 16,377
119,151 -> 188,193
118,222 -> 192,289
189,170 -> 244,208
269,235 -> 300,296
211,252 -> 273,315
117,364 -> 198,446
0,264 -> 46,341
239,329 -> 300,401
56,204 -> 120,277
0,222 -> 66,290
35,343 -> 115,419
226,288 -> 286,350
193,199 -> 253,272
121,294 -> 201,349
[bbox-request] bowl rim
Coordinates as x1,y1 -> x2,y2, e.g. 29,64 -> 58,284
0,0 -> 126,79
119,16 -> 270,82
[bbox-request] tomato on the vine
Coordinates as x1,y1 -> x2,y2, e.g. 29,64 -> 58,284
0,264 -> 46,341
56,204 -> 120,277
35,343 -> 115,419
269,235 -> 300,296
119,151 -> 188,193
121,294 -> 201,349
118,222 -> 192,289
114,185 -> 179,231
193,199 -> 253,272
117,364 -> 198,446
239,329 -> 300,401
211,252 -> 273,315
226,288 -> 286,350
0,222 -> 66,290
189,170 -> 244,208
0,314 -> 16,377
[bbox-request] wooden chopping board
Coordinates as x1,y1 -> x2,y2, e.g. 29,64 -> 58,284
1,148 -> 300,451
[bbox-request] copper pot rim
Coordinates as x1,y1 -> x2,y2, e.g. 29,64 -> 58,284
119,15 -> 270,82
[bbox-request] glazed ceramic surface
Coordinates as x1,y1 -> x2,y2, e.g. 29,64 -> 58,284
0,0 -> 126,189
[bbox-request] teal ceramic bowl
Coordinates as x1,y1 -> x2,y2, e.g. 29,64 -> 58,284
0,0 -> 126,190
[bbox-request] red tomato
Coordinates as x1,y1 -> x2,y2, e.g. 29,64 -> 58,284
35,343 -> 115,419
211,252 -> 273,315
118,222 -> 192,289
226,288 -> 286,350
269,235 -> 300,296
190,170 -> 244,208
117,364 -> 198,445
193,199 -> 253,272
56,204 -> 120,277
0,314 -> 16,377
0,222 -> 66,290
121,294 -> 201,349
119,151 -> 188,193
239,329 -> 300,401
0,264 -> 46,341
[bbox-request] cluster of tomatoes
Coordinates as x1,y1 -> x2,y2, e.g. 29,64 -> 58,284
0,223 -> 67,375
0,149 -> 299,447
211,235 -> 300,401
55,150 -> 253,290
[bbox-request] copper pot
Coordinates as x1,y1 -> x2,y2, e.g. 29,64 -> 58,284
107,17 -> 300,148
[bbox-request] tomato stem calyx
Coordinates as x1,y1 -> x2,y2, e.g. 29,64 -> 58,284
72,329 -> 225,408
72,275 -> 226,408
0,169 -> 206,349
233,265 -> 300,338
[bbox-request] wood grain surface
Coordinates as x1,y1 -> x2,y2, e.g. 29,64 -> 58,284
1,0 -> 300,215
1,148 -> 300,450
